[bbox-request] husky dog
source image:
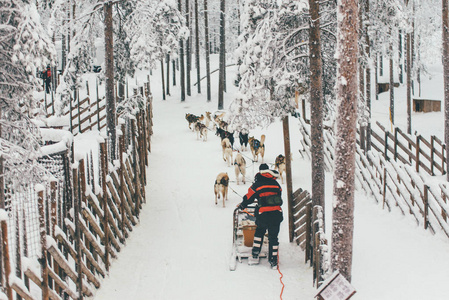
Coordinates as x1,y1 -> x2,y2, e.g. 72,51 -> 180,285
216,127 -> 235,148
221,138 -> 233,167
205,111 -> 213,129
234,153 -> 246,185
274,154 -> 286,184
239,128 -> 249,151
194,122 -> 208,141
214,172 -> 229,207
248,134 -> 266,162
185,113 -> 203,131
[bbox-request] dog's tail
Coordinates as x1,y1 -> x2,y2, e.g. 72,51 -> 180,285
260,134 -> 266,146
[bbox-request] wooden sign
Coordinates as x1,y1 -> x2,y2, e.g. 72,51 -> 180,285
316,271 -> 356,300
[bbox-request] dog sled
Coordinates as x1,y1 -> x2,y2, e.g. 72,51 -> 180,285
229,205 -> 269,271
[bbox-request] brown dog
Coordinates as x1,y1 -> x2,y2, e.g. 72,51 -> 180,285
194,121 -> 208,141
275,154 -> 286,184
221,138 -> 233,167
248,134 -> 266,162
214,172 -> 229,207
185,113 -> 203,131
234,153 -> 246,185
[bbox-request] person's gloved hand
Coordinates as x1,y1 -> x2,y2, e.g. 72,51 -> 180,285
237,203 -> 245,210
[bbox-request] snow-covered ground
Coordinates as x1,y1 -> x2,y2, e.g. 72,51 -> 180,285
89,58 -> 449,299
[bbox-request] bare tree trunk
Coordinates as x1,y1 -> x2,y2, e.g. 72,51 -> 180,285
332,0 -> 359,283
443,0 -> 449,179
389,29 -> 394,125
179,0 -> 186,101
161,59 -> 166,100
195,0 -> 201,94
399,30 -> 403,84
308,0 -> 325,218
166,54 -> 170,96
172,59 -> 177,86
186,0 -> 191,96
218,0 -> 226,109
104,2 -> 116,160
204,0 -> 211,101
365,0 -> 372,151
406,0 -> 412,134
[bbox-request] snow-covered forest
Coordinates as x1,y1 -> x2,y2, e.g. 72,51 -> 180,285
1,0 -> 449,299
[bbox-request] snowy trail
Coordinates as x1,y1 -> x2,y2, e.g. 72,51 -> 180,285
93,97 -> 316,300
92,67 -> 449,300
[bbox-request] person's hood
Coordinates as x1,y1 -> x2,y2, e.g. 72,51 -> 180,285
259,169 -> 280,180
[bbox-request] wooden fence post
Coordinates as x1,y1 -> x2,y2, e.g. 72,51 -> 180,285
37,188 -> 50,300
384,131 -> 389,161
394,127 -> 399,161
119,124 -> 127,241
1,218 -> 13,299
442,143 -> 446,175
442,189 -> 447,222
131,119 -> 141,218
72,165 -> 84,299
96,78 -> 101,131
382,168 -> 387,210
424,185 -> 429,230
416,135 -> 421,173
305,203 -> 312,265
282,116 -> 294,242
431,136 -> 435,175
100,142 -> 110,271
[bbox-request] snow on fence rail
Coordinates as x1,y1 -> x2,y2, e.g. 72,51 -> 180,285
298,117 -> 449,241
0,85 -> 153,299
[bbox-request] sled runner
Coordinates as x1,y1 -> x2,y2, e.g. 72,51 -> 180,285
229,206 -> 269,271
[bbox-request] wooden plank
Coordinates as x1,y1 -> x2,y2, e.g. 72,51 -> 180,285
47,267 -> 79,299
86,193 -> 104,219
11,282 -> 36,300
55,232 -> 105,278
81,208 -> 105,241
24,268 -> 62,300
106,180 -> 123,224
65,219 -> 106,263
293,194 -> 311,212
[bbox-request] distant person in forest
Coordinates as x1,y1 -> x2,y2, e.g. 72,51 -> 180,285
42,65 -> 51,94
237,163 -> 283,268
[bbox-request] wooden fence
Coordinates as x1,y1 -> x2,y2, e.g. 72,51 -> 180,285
298,117 -> 449,240
291,187 -> 329,288
368,122 -> 446,177
0,87 -> 153,299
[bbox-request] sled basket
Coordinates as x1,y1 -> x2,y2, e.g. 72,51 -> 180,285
242,222 -> 257,247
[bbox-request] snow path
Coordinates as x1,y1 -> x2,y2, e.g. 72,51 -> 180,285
91,71 -> 449,299
93,98 -> 316,300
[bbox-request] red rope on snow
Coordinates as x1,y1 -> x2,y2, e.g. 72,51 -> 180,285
277,250 -> 285,300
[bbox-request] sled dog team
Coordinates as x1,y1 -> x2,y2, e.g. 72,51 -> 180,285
185,111 -> 287,208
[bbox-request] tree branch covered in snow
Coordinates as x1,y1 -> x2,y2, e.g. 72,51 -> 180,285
0,0 -> 55,186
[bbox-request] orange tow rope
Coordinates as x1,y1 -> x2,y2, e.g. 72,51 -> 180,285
277,250 -> 285,300
242,209 -> 254,217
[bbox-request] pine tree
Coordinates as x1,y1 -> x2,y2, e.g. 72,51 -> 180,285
0,0 -> 55,184
331,0 -> 359,283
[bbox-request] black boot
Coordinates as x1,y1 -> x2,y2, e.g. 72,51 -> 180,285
269,244 -> 279,269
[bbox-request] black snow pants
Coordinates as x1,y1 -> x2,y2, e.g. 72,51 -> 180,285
252,210 -> 283,262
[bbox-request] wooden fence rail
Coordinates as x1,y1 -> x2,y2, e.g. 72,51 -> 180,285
299,118 -> 449,241
1,86 -> 153,299
291,188 -> 329,288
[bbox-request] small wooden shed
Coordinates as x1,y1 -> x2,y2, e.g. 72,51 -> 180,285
413,99 -> 441,113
